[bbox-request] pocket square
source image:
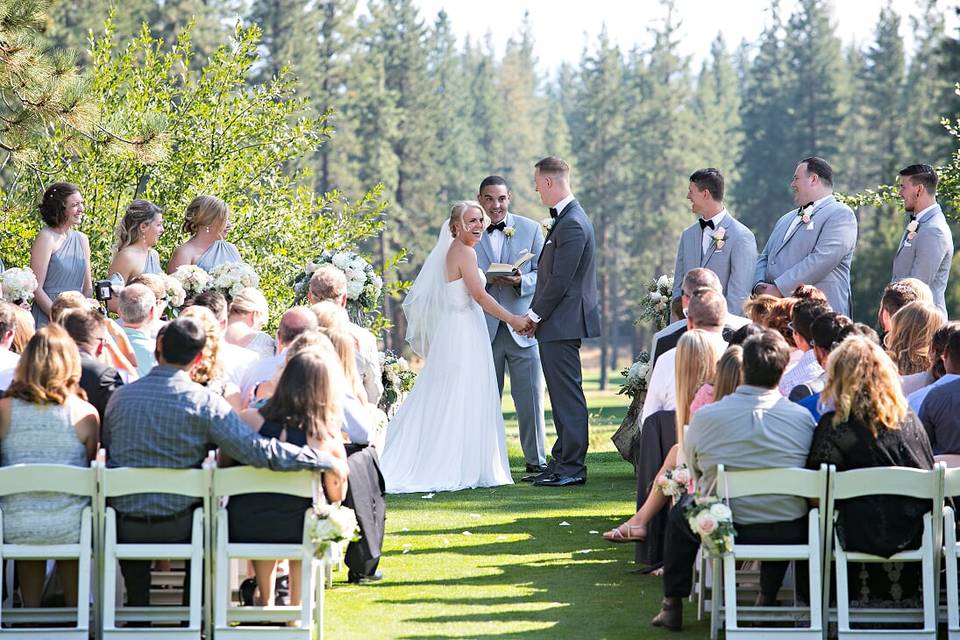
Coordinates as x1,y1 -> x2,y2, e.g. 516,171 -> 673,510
805,222 -> 815,231
545,240 -> 553,245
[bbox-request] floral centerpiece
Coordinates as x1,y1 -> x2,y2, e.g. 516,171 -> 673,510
309,504 -> 360,559
293,250 -> 383,327
378,350 -> 417,415
618,352 -> 650,399
171,264 -> 210,298
208,262 -> 259,297
0,267 -> 39,304
685,495 -> 736,555
656,463 -> 694,499
636,274 -> 674,331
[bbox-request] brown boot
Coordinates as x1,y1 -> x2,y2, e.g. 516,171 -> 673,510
651,596 -> 683,631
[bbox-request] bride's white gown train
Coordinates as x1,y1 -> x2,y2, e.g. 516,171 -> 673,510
381,271 -> 513,493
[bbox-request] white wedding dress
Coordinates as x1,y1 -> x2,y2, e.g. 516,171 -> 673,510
381,252 -> 513,493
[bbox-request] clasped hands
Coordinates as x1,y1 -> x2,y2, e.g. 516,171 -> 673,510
754,282 -> 784,297
510,315 -> 538,337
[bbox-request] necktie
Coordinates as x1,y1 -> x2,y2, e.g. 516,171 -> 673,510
487,221 -> 506,234
549,207 -> 558,218
698,218 -> 715,230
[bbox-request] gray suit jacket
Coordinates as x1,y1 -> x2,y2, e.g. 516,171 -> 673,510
672,212 -> 758,316
475,212 -> 544,347
891,204 -> 953,316
754,195 -> 858,316
531,199 -> 601,343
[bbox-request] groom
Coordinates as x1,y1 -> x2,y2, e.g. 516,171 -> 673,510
520,156 -> 601,487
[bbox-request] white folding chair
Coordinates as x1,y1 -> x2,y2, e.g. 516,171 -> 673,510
211,467 -> 325,640
0,462 -> 97,639
712,464 -> 827,640
824,465 -> 943,639
942,465 -> 960,639
99,460 -> 213,639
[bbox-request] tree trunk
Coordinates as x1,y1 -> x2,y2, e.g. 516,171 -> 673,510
598,211 -> 609,391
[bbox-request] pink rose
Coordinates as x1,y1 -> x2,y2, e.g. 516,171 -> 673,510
696,512 -> 718,535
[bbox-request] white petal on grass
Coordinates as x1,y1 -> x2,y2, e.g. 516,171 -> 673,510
589,530 -> 600,534
462,531 -> 472,536
559,521 -> 571,527
421,493 -> 435,499
575,549 -> 592,555
469,513 -> 482,519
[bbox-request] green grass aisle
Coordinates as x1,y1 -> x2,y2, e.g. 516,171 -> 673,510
324,372 -> 711,639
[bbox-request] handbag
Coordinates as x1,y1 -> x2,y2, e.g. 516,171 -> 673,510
611,390 -> 646,464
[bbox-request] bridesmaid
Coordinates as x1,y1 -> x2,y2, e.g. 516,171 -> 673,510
108,199 -> 165,285
167,195 -> 242,273
30,183 -> 92,328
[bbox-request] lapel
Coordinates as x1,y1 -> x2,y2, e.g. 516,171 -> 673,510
898,204 -> 942,254
701,216 -> 731,268
685,224 -> 702,269
776,196 -> 834,257
499,213 -> 514,263
539,199 -> 577,262
478,226 -> 495,264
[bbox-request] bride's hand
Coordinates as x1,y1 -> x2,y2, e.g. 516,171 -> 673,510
509,314 -> 531,334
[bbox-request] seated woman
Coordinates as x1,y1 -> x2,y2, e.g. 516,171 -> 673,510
180,305 -> 244,412
224,287 -> 276,358
51,291 -> 139,381
807,335 -> 934,604
167,195 -> 242,273
603,330 -> 728,542
108,199 -> 165,285
227,349 -> 348,607
10,303 -> 35,354
0,325 -> 99,608
885,300 -> 944,377
30,183 -> 92,327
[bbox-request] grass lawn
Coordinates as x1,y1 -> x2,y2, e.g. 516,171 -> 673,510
324,371 -> 711,639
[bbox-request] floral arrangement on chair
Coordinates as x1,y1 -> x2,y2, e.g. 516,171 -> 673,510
378,350 -> 417,415
618,352 -> 650,399
309,504 -> 360,559
656,463 -> 694,499
684,495 -> 736,555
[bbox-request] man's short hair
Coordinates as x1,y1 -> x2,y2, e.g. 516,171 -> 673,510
681,268 -> 722,296
128,273 -> 166,304
899,164 -> 938,195
729,322 -> 764,346
309,265 -> 347,302
881,279 -> 933,317
0,301 -> 16,338
192,289 -> 228,321
278,306 -> 319,345
791,299 -> 831,344
61,308 -> 106,348
801,156 -> 833,187
809,312 -> 854,352
689,168 -> 724,201
158,317 -> 206,365
479,175 -> 508,192
742,329 -> 791,388
534,156 -> 570,177
687,289 -> 726,329
118,284 -> 156,325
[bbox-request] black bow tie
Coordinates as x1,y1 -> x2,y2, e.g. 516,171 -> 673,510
699,218 -> 715,230
487,220 -> 506,234
797,201 -> 815,215
549,207 -> 558,218
909,214 -> 917,222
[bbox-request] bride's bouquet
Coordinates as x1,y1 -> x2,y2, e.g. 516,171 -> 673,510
636,274 -> 674,331
379,350 -> 417,415
294,250 -> 383,327
308,504 -> 360,559
208,262 -> 259,297
0,267 -> 39,304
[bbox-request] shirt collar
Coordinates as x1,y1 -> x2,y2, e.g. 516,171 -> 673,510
735,384 -> 780,397
701,208 -> 727,228
913,203 -> 938,222
553,194 -> 575,217
151,365 -> 193,380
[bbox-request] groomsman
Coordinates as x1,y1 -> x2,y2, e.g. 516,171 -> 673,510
754,157 -> 857,315
672,168 -> 757,315
474,175 -> 548,473
892,163 -> 953,317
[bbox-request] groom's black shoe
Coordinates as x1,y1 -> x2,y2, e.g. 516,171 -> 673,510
521,468 -> 552,483
534,474 -> 586,487
525,463 -> 548,473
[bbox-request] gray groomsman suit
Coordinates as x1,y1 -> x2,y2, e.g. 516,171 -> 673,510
531,197 -> 601,479
754,195 -> 858,316
475,212 -> 547,467
891,203 -> 953,317
672,209 -> 758,316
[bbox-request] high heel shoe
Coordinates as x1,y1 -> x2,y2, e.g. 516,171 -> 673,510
601,522 -> 646,542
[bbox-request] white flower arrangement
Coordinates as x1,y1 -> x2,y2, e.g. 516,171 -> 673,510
618,352 -> 650,399
309,504 -> 360,558
163,274 -> 187,309
293,250 -> 383,327
171,265 -> 210,297
378,349 -> 417,415
208,262 -> 259,297
636,274 -> 674,331
685,495 -> 736,556
540,217 -> 554,233
906,219 -> 919,241
0,267 -> 39,304
503,226 -> 515,238
712,227 -> 726,249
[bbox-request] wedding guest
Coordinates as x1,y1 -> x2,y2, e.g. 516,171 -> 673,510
108,199 -> 165,285
878,278 -> 934,335
225,287 -> 276,358
795,314 -> 868,420
0,302 -> 19,391
892,164 -> 953,316
118,284 -> 158,378
190,289 -> 258,390
743,294 -> 778,326
885,301 -> 943,376
754,157 -> 857,315
672,168 -> 757,315
30,183 -> 92,327
102,317 -> 347,608
241,306 -> 318,401
10,303 -> 35,354
690,344 -> 745,415
52,291 -> 139,381
790,284 -> 828,302
808,335 -> 934,602
310,300 -> 350,330
127,273 -> 168,335
180,306 -> 243,412
320,327 -> 368,404
61,308 -> 124,420
780,298 -> 831,398
652,330 -> 815,630
907,323 -> 960,414
727,322 -> 764,347
0,325 -> 98,608
167,195 -> 242,273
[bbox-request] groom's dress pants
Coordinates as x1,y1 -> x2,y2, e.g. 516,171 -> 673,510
492,322 -> 546,467
539,339 -> 589,478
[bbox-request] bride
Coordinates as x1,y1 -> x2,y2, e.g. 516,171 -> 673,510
381,201 -> 530,493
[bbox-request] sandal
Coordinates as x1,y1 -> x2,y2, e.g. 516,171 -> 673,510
601,523 -> 646,543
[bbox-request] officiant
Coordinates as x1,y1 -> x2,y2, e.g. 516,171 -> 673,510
475,176 -> 548,474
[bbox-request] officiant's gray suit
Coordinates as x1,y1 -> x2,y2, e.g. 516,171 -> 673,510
531,198 -> 601,479
672,213 -> 757,316
475,212 -> 547,467
891,203 -> 953,317
754,195 -> 858,316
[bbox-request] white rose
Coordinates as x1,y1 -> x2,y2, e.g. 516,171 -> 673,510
332,252 -> 351,269
695,512 -> 718,535
371,274 -> 384,289
657,275 -> 669,290
346,281 -> 363,299
305,261 -> 318,275
649,291 -> 662,303
709,503 -> 732,521
349,257 -> 366,273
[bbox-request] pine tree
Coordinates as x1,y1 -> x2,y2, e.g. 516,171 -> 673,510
692,34 -> 742,200
905,0 -> 950,163
860,4 -> 906,187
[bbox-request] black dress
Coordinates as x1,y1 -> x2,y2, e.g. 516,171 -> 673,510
228,419 -> 313,544
806,410 -> 934,605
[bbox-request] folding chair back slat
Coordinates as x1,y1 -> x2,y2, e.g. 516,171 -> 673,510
213,467 -> 316,498
721,466 -> 825,500
102,466 -> 209,498
831,466 -> 937,501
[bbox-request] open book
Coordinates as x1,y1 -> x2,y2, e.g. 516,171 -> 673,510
485,251 -> 534,283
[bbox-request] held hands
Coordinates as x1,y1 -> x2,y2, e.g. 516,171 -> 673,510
755,282 -> 784,298
511,315 -> 538,337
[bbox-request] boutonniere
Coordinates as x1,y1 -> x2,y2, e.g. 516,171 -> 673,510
540,218 -> 554,233
503,226 -> 515,238
712,227 -> 726,250
798,210 -> 812,225
906,219 -> 919,241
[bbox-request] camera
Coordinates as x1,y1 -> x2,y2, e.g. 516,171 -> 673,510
94,279 -> 113,302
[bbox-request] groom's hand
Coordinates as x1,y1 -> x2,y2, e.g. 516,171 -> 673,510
518,319 -> 538,337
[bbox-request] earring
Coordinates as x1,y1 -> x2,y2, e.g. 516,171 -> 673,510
204,226 -> 210,233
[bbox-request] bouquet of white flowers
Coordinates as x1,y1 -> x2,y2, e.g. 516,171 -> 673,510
685,495 -> 736,556
378,350 -> 417,415
208,262 -> 259,297
656,463 -> 694,499
636,274 -> 674,331
618,352 -> 650,399
162,274 -> 187,314
0,267 -> 39,304
293,250 -> 383,327
171,265 -> 210,297
309,504 -> 360,559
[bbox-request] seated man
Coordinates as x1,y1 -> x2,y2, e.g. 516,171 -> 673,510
780,298 -> 831,399
118,284 -> 158,378
61,308 -> 124,420
908,322 -> 960,414
652,329 -> 816,631
190,290 -> 258,390
240,306 -> 318,402
102,317 -> 347,607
